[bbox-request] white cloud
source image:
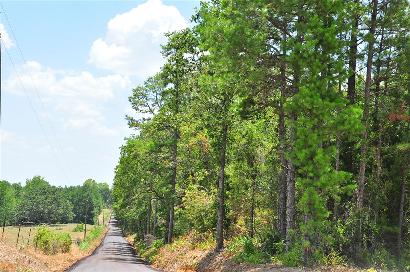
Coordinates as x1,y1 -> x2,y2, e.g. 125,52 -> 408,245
0,23 -> 14,49
6,61 -> 130,100
89,0 -> 187,77
4,61 -> 131,135
0,129 -> 14,144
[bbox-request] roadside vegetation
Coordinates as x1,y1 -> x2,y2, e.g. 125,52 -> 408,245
113,0 -> 410,271
78,226 -> 105,251
0,176 -> 111,271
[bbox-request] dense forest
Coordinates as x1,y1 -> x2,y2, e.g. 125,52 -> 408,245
113,0 -> 410,268
0,177 -> 111,227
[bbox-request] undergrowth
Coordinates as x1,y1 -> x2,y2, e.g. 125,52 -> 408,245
79,226 -> 104,250
33,226 -> 72,255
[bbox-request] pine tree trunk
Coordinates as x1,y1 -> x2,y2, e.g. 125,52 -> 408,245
374,27 -> 384,185
277,27 -> 288,240
249,169 -> 257,238
343,3 -> 359,174
285,114 -> 296,251
347,0 -> 359,104
397,176 -> 405,256
167,129 -> 178,243
285,151 -> 295,250
164,208 -> 170,243
216,121 -> 228,251
152,199 -> 157,237
146,198 -> 152,235
167,70 -> 181,244
357,0 -> 378,210
277,91 -> 287,239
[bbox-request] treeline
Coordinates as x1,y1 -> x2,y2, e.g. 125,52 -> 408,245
0,176 -> 111,226
113,0 -> 409,267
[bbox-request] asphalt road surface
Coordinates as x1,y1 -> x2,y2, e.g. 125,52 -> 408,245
69,218 -> 157,272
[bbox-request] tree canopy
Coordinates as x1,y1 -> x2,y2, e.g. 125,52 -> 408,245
113,0 -> 409,268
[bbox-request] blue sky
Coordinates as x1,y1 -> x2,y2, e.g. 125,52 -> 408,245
0,0 -> 199,186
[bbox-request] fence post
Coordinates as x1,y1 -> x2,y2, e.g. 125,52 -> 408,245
16,224 -> 21,246
27,227 -> 32,246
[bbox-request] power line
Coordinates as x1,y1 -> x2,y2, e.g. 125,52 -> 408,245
0,4 -> 74,182
1,39 -> 71,183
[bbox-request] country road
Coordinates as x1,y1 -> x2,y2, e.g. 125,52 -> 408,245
69,218 -> 157,272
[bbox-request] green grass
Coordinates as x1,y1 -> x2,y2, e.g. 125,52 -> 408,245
1,224 -> 94,248
79,226 -> 104,251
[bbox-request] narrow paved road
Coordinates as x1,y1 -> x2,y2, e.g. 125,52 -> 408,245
69,218 -> 157,272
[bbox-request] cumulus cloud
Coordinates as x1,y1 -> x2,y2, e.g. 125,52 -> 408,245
0,23 -> 14,49
6,61 -> 129,99
89,0 -> 187,77
5,61 -> 131,135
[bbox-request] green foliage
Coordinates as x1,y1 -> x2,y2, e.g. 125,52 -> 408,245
0,180 -> 17,225
79,226 -> 104,250
275,242 -> 304,267
176,184 -> 215,233
33,226 -> 72,254
73,224 -> 84,232
368,247 -> 397,271
112,0 -> 410,269
141,239 -> 165,263
227,236 -> 269,264
16,176 -> 74,224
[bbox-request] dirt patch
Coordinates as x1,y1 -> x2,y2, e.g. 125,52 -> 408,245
0,241 -> 48,272
149,238 -> 302,272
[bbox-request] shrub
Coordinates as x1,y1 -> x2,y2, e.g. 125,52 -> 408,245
276,242 -> 304,267
176,184 -> 215,233
34,227 -> 72,254
79,226 -> 104,250
73,224 -> 84,232
141,239 -> 164,262
323,250 -> 347,266
227,236 -> 269,264
260,230 -> 285,255
369,247 -> 397,271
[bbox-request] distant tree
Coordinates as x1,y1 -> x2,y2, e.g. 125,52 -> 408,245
81,179 -> 104,224
16,176 -> 73,224
0,180 -> 17,228
97,182 -> 111,207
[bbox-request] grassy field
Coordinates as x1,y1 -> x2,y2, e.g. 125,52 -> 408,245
1,223 -> 94,248
0,209 -> 111,249
0,209 -> 111,272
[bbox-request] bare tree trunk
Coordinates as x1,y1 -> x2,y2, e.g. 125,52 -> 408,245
164,208 -> 170,243
357,0 -> 378,210
333,137 -> 341,218
146,198 -> 152,235
216,121 -> 228,251
249,170 -> 257,238
167,128 -> 178,243
277,92 -> 287,239
285,152 -> 295,250
397,176 -> 406,256
374,27 -> 384,185
285,113 -> 296,250
277,27 -> 288,240
344,9 -> 358,175
152,200 -> 157,237
347,0 -> 359,104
